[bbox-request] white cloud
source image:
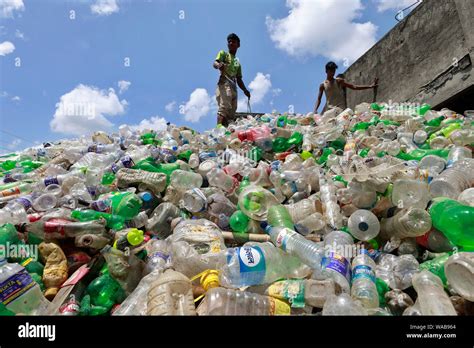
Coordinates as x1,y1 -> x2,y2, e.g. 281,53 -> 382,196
181,88 -> 211,123
0,91 -> 8,97
91,0 -> 119,16
50,84 -> 128,136
165,101 -> 176,112
237,72 -> 273,112
128,116 -> 168,132
0,0 -> 24,18
272,88 -> 282,97
376,0 -> 421,12
15,29 -> 24,40
11,96 -> 20,102
0,41 -> 15,56
265,0 -> 378,63
117,80 -> 131,94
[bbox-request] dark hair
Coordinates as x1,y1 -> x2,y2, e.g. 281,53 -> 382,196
227,33 -> 240,43
326,61 -> 338,70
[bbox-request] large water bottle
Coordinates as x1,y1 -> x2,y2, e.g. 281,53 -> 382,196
219,242 -> 311,288
321,231 -> 354,293
197,287 -> 290,315
0,260 -> 49,315
412,270 -> 456,315
351,251 -> 379,309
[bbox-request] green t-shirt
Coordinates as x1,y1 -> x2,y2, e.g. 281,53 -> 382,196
215,50 -> 242,79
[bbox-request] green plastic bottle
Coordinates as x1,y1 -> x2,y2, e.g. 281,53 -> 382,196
272,137 -> 290,153
82,273 -> 125,315
229,210 -> 250,233
101,172 -> 116,185
429,198 -> 474,251
419,253 -> 451,285
317,147 -> 335,165
93,191 -> 142,220
429,122 -> 462,141
287,132 -> 303,146
425,116 -> 445,127
396,148 -> 449,161
248,147 -> 262,162
418,104 -> 431,116
71,210 -> 126,230
237,176 -> 251,195
371,103 -> 383,111
277,115 -> 288,127
267,205 -> 294,230
0,223 -> 21,246
178,150 -> 193,162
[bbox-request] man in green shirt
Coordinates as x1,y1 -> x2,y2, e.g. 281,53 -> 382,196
213,33 -> 251,126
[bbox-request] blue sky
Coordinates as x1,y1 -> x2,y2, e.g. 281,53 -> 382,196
0,0 -> 420,153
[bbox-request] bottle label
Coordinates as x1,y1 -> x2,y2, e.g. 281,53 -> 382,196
16,197 -> 32,210
149,251 -> 170,262
111,163 -> 120,174
267,279 -> 305,308
91,199 -> 111,213
121,156 -> 135,168
321,252 -> 351,283
352,264 -> 376,283
44,176 -> 59,187
0,269 -> 35,305
237,246 -> 266,284
59,295 -> 80,315
0,187 -> 21,198
43,218 -> 69,237
62,265 -> 90,288
275,228 -> 296,252
269,297 -> 291,315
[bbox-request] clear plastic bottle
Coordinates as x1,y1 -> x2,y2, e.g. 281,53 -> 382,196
322,293 -> 368,315
267,205 -> 294,229
197,287 -> 290,315
265,226 -> 325,272
170,170 -> 203,191
347,209 -> 380,241
284,198 -> 318,223
458,188 -> 474,207
380,208 -> 432,239
145,202 -> 181,238
391,179 -> 431,209
238,185 -> 279,221
321,231 -> 354,293
147,269 -> 196,315
411,270 -> 456,315
294,212 -> 325,235
319,175 -> 343,229
220,242 -> 311,288
444,252 -> 474,302
429,160 -> 474,199
351,251 -> 379,309
116,168 -> 167,195
207,168 -> 235,193
182,188 -> 208,213
0,260 -> 49,315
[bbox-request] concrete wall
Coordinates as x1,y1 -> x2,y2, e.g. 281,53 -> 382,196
343,0 -> 474,111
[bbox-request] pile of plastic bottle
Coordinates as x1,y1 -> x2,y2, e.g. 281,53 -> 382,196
0,102 -> 473,316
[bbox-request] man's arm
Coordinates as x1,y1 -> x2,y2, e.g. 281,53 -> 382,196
340,77 -> 378,91
314,84 -> 324,113
237,77 -> 251,99
213,60 -> 226,71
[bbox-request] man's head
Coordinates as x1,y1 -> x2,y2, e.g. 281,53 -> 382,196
227,33 -> 240,53
325,61 -> 338,78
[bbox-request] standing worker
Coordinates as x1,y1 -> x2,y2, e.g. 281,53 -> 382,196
314,61 -> 378,114
213,33 -> 251,126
